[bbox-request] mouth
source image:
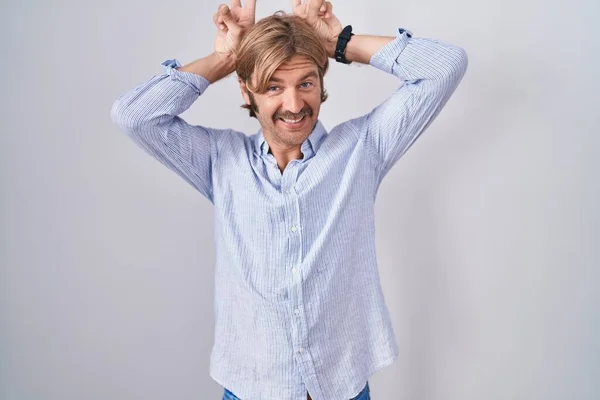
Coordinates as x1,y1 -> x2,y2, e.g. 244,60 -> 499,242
277,115 -> 308,128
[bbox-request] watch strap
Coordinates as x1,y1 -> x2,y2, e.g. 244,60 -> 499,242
335,25 -> 354,64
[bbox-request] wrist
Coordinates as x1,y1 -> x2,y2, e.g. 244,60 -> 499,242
177,52 -> 235,84
326,36 -> 339,59
209,52 -> 236,82
333,25 -> 354,64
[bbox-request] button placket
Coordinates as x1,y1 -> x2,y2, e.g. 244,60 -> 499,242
280,159 -> 310,373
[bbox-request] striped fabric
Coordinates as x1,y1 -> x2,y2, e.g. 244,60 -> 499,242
111,28 -> 468,400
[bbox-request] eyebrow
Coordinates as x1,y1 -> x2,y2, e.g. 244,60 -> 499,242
269,71 -> 319,83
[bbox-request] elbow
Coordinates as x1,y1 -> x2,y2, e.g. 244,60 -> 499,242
110,97 -> 153,135
110,97 -> 132,132
418,46 -> 468,100
427,45 -> 468,91
445,46 -> 469,83
453,46 -> 469,79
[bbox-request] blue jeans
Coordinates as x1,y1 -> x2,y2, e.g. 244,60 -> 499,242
223,382 -> 370,400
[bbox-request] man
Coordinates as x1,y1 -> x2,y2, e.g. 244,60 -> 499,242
110,0 -> 468,399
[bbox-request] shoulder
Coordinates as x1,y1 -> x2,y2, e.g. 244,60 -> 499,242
329,115 -> 368,141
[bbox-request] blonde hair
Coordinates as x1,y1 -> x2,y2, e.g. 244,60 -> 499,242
235,12 -> 329,117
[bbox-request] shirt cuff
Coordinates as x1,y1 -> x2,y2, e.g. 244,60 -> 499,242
369,28 -> 413,74
161,58 -> 211,95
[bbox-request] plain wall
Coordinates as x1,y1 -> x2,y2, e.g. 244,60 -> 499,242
1,0 -> 599,399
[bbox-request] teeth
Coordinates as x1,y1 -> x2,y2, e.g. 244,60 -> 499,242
281,116 -> 304,124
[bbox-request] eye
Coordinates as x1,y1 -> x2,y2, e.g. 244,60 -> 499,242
300,82 -> 313,88
267,86 -> 279,92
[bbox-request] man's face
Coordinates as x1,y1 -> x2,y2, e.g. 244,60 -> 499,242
241,55 -> 323,150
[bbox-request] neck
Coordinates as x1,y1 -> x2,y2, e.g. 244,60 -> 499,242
267,141 -> 303,172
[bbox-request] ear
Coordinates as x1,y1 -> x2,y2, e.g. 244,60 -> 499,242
238,77 -> 251,106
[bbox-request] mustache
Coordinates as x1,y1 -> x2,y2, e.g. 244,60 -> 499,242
273,107 -> 313,122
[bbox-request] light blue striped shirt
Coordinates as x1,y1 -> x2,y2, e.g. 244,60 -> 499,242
111,28 -> 468,400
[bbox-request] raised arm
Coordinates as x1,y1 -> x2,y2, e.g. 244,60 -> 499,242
294,0 -> 468,180
355,30 -> 468,179
110,1 -> 255,202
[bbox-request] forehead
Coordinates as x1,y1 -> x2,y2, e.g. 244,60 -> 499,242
271,55 -> 318,81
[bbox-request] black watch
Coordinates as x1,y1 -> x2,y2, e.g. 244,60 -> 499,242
335,25 -> 354,64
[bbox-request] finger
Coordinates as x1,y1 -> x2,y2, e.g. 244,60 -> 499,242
292,0 -> 302,8
318,2 -> 327,15
307,0 -> 324,22
219,5 -> 242,34
318,2 -> 328,17
215,8 -> 224,24
231,0 -> 241,7
325,1 -> 333,17
214,12 -> 224,28
214,14 -> 226,31
245,0 -> 257,11
218,4 -> 232,21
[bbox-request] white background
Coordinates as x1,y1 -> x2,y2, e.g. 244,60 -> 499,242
1,0 -> 598,399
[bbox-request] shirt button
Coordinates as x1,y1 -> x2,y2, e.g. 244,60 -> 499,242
291,226 -> 297,233
294,308 -> 300,315
298,347 -> 304,353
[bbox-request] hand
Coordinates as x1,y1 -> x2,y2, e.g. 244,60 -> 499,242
292,0 -> 343,52
213,0 -> 256,61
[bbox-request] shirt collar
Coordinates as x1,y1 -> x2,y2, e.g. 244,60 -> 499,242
254,120 -> 327,160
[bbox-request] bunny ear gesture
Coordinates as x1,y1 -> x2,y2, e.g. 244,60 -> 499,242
213,0 -> 257,60
230,0 -> 256,28
214,0 -> 256,32
230,0 -> 254,8
292,0 -> 327,22
292,0 -> 342,45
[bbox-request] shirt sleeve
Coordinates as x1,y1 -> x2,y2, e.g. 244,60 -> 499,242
110,59 -> 219,203
352,28 -> 469,181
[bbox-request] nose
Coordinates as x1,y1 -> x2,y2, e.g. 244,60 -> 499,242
282,89 -> 304,114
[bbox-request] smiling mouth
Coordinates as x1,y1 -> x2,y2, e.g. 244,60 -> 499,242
279,115 -> 306,124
